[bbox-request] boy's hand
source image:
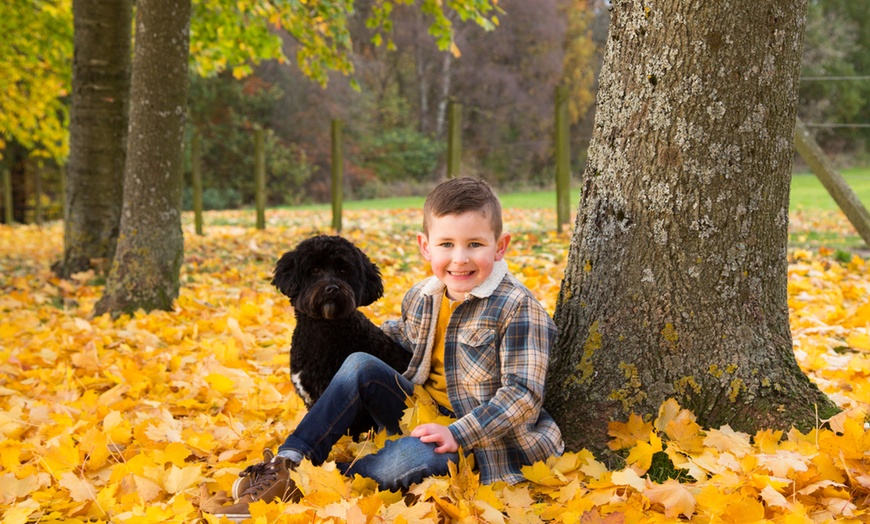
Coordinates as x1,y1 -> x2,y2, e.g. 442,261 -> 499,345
411,423 -> 459,453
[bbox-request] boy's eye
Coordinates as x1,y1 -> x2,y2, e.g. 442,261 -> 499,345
469,242 -> 483,248
439,242 -> 453,248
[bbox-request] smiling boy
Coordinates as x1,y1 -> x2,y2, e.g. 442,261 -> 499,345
213,177 -> 563,518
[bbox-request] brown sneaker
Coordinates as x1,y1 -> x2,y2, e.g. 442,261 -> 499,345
212,450 -> 301,519
230,449 -> 273,501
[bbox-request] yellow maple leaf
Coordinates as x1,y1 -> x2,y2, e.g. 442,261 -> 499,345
399,385 -> 455,433
703,425 -> 753,457
205,373 -> 236,395
753,428 -> 784,454
130,475 -> 163,502
820,415 -> 870,460
2,500 -> 40,524
379,497 -> 438,523
694,484 -> 736,519
158,442 -> 192,466
757,450 -> 810,477
608,413 -> 653,450
721,495 -> 766,522
626,431 -> 662,473
0,473 -> 49,503
611,468 -> 646,492
846,331 -> 870,351
654,398 -> 683,430
759,484 -> 791,510
522,461 -> 565,487
59,472 -> 96,502
643,479 -> 696,519
143,409 -> 183,443
41,433 -> 82,475
662,409 -> 705,453
163,464 -> 202,495
842,302 -> 870,328
290,460 -> 349,504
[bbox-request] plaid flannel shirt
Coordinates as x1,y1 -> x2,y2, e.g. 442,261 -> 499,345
382,259 -> 564,484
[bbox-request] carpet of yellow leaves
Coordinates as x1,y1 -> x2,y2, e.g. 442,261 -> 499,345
2,208 -> 870,523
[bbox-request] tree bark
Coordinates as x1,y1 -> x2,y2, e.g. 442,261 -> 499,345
57,0 -> 131,277
94,0 -> 190,315
544,0 -> 836,455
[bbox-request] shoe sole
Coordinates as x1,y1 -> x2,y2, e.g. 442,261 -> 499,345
231,476 -> 245,501
212,514 -> 250,523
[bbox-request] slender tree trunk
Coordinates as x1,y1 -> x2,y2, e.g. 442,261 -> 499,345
413,10 -> 431,136
94,0 -> 190,315
57,0 -> 131,277
8,143 -> 28,224
434,51 -> 453,139
415,39 -> 430,135
545,0 -> 836,455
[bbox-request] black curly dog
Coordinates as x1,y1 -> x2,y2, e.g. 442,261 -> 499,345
271,235 -> 412,437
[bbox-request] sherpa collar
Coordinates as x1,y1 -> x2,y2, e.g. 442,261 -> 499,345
420,259 -> 508,300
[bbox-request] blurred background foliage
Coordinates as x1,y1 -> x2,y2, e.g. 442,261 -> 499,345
1,0 -> 869,218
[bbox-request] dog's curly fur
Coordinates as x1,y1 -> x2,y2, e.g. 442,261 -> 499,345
272,235 -> 412,436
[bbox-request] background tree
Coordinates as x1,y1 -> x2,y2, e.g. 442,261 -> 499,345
0,1 -> 71,224
0,1 -> 71,161
95,0 -> 501,315
94,0 -> 190,314
544,0 -> 837,454
56,0 -> 131,276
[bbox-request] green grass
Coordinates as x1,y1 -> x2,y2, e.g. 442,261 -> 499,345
283,167 -> 870,213
790,167 -> 870,211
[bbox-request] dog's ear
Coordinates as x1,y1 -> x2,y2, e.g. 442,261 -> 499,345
356,249 -> 384,306
272,250 -> 300,299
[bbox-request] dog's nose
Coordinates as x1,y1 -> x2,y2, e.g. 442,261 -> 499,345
325,284 -> 339,295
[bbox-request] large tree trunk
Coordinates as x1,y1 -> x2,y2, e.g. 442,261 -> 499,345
544,0 -> 836,455
57,0 -> 131,277
94,0 -> 189,315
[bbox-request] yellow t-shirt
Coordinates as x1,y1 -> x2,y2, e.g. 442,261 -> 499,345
423,293 -> 460,410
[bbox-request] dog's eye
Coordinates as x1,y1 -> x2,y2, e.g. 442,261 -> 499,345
312,268 -> 322,275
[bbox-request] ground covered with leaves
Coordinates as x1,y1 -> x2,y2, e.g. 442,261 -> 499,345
2,207 -> 870,523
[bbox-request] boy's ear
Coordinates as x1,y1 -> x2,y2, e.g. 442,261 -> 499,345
495,232 -> 511,261
417,232 -> 432,261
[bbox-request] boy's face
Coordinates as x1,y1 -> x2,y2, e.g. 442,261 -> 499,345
417,211 -> 510,302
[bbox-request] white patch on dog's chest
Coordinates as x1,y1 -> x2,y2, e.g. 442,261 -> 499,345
291,372 -> 313,406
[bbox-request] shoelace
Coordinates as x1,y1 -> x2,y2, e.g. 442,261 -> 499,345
239,460 -> 282,497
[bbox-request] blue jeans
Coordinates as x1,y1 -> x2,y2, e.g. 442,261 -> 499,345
278,352 -> 459,491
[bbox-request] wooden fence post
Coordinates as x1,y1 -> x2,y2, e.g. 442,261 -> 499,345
332,119 -> 343,232
3,168 -> 11,225
254,126 -> 266,230
60,162 -> 66,222
447,101 -> 462,178
192,131 -> 204,235
555,85 -> 571,232
34,168 -> 42,225
794,118 -> 870,247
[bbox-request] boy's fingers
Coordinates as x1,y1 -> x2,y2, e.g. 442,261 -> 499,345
418,433 -> 443,444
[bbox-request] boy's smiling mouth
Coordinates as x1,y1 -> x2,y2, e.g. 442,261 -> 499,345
449,270 -> 475,276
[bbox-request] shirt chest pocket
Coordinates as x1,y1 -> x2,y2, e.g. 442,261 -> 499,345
456,328 -> 499,385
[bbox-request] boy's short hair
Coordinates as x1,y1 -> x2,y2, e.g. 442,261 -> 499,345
423,177 -> 503,239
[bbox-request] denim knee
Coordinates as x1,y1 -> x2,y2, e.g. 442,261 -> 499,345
343,437 -> 458,491
335,352 -> 385,382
